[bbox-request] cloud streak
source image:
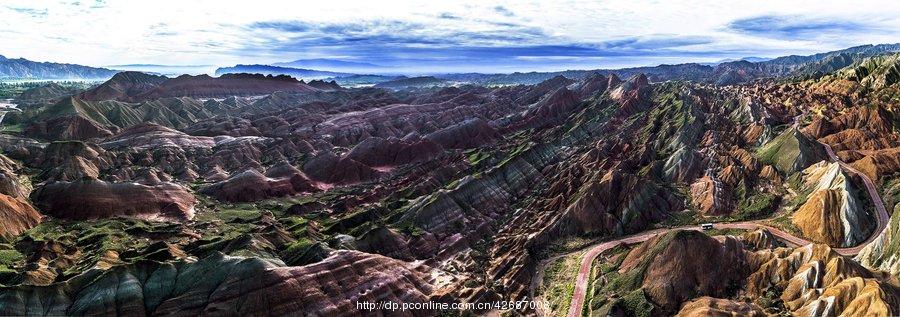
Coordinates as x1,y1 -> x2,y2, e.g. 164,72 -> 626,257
5,6 -> 47,17
727,14 -> 883,40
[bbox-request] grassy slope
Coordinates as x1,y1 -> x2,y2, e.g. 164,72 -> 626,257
539,251 -> 585,316
756,128 -> 802,174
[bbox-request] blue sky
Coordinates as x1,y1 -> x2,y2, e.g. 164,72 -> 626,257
1,0 -> 898,74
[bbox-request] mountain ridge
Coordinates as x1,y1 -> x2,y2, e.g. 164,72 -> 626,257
272,58 -> 383,70
0,56 -> 118,80
215,64 -> 352,80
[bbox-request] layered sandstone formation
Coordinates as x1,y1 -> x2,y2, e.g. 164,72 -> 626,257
345,136 -> 443,167
857,199 -> 900,275
740,228 -> 783,251
0,251 -> 433,316
756,128 -> 827,174
303,151 -> 382,184
0,155 -> 41,238
0,53 -> 897,316
30,180 -> 196,221
690,175 -> 734,216
13,82 -> 78,107
747,244 -> 900,316
200,163 -> 318,202
852,147 -> 900,183
791,161 -> 875,247
675,297 -> 765,317
611,231 -> 750,313
77,71 -> 168,102
0,193 -> 41,238
0,154 -> 30,199
595,230 -> 900,316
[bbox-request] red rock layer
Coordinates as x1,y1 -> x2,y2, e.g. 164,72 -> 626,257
0,193 -> 41,238
30,180 -> 196,221
200,164 -> 318,202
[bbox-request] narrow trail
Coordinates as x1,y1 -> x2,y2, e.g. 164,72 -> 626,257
560,142 -> 890,317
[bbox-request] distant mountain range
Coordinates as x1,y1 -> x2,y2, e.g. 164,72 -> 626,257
217,43 -> 900,88
5,43 -> 900,88
0,55 -> 117,80
272,59 -> 385,73
430,43 -> 900,86
80,71 -> 323,103
215,64 -> 352,80
703,57 -> 771,66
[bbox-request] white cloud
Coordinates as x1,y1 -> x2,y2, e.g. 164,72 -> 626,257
0,0 -> 898,72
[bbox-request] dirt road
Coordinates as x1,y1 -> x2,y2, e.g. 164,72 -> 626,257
563,142 -> 890,317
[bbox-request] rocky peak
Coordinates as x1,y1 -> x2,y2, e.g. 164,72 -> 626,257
78,71 -> 168,102
110,71 -> 168,84
756,128 -> 827,174
690,174 -> 734,216
607,73 -> 623,87
615,230 -> 749,313
791,161 -> 875,247
631,73 -> 650,87
307,79 -> 342,90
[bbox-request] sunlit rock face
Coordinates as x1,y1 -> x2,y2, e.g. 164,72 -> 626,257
791,161 -> 875,247
857,202 -> 900,276
602,230 -> 900,316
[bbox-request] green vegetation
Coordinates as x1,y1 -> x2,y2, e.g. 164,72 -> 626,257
547,236 -> 601,254
756,288 -> 787,314
0,189 -> 328,282
662,209 -> 700,227
0,247 -> 23,273
495,140 -> 533,168
756,127 -> 825,175
584,232 -> 690,316
0,80 -> 94,99
12,218 -> 189,278
538,251 -> 584,316
753,175 -> 803,238
641,87 -> 697,149
280,237 -> 324,266
767,211 -> 803,237
586,243 -> 647,316
835,53 -> 900,89
0,123 -> 22,134
704,227 -> 747,237
600,232 -> 677,293
193,203 -> 265,240
783,173 -> 813,210
617,289 -> 656,317
733,180 -> 780,220
884,175 -> 900,204
280,216 -> 311,237
397,222 -> 424,237
756,129 -> 798,172
464,148 -> 491,166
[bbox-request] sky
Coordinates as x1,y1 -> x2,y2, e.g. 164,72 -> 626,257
1,0 -> 899,74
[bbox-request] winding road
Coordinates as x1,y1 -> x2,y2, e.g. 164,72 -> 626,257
560,141 -> 891,317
